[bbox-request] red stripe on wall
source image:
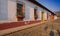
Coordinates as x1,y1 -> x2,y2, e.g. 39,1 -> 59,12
0,20 -> 41,30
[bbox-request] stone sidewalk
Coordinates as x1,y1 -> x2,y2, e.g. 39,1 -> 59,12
0,19 -> 60,36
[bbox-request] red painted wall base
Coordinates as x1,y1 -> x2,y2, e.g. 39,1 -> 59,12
0,20 -> 41,30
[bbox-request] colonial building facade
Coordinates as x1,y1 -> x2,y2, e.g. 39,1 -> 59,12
0,0 -> 57,23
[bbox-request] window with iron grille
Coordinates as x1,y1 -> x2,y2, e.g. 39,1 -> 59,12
17,3 -> 25,21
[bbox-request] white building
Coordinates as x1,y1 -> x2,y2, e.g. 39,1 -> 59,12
0,0 -> 56,22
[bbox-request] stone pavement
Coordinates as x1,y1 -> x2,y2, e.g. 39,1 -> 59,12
1,19 -> 60,36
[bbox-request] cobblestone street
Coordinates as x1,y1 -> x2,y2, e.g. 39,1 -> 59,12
2,18 -> 60,36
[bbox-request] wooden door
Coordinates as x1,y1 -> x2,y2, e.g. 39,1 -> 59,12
41,12 -> 44,21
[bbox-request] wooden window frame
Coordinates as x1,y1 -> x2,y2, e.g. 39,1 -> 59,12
34,8 -> 38,20
17,3 -> 25,21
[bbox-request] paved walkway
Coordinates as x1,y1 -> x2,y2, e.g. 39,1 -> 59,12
1,19 -> 60,36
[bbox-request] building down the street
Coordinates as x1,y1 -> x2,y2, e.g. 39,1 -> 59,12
0,0 -> 57,22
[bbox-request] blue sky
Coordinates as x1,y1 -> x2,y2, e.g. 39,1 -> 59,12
36,0 -> 60,12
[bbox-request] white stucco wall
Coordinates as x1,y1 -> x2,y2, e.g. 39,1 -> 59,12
0,0 -> 8,21
37,7 -> 42,20
0,0 -> 50,22
54,15 -> 57,19
24,6 -> 31,21
38,11 -> 42,20
8,0 -> 17,21
44,12 -> 47,20
48,12 -> 51,20
19,0 -> 43,21
24,0 -> 37,21
29,7 -> 34,20
43,10 -> 48,20
0,0 -> 17,22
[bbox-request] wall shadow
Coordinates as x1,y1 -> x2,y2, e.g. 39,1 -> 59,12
57,30 -> 60,36
44,26 -> 48,31
50,31 -> 54,36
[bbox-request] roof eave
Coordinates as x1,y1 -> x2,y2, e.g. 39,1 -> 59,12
28,0 -> 56,15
